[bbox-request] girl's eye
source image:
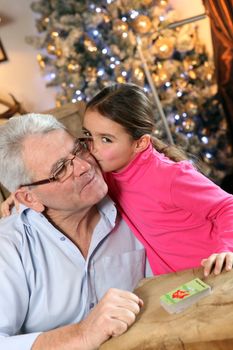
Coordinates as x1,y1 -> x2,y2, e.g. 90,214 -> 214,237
102,137 -> 112,143
83,130 -> 91,137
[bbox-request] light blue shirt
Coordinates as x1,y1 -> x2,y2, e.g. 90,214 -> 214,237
0,196 -> 152,350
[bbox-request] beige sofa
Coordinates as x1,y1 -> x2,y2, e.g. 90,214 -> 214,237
0,101 -> 85,213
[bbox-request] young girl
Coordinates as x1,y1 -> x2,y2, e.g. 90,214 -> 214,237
2,83 -> 233,276
83,83 -> 233,276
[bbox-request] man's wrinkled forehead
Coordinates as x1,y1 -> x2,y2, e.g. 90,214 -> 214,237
22,130 -> 75,174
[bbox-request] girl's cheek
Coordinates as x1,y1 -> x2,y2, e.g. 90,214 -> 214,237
103,149 -> 117,161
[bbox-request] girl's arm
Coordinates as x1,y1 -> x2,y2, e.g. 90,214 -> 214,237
170,163 -> 233,276
172,163 -> 233,252
0,193 -> 19,217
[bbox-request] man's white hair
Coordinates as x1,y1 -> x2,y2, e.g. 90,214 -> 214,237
0,113 -> 66,192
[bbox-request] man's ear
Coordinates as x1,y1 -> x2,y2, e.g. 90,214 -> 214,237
15,188 -> 45,213
135,134 -> 151,153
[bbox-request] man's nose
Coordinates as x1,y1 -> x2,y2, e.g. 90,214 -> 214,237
72,156 -> 92,176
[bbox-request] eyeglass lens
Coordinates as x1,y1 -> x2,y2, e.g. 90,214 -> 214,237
52,138 -> 91,182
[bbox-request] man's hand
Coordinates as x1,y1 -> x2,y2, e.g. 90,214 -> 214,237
32,288 -> 143,350
78,288 -> 143,349
201,252 -> 233,277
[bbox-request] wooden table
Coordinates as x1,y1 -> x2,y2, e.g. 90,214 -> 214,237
100,268 -> 233,350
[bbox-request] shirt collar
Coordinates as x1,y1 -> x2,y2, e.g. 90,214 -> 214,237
97,195 -> 117,228
18,196 -> 117,229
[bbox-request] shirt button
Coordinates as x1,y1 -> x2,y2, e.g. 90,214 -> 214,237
60,237 -> 66,241
89,302 -> 95,309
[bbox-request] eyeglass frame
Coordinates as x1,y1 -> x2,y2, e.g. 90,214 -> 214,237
19,137 -> 92,188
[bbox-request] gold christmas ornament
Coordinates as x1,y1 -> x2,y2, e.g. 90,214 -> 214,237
205,68 -> 213,81
188,70 -> 197,80
103,14 -> 111,23
152,72 -> 160,86
84,36 -> 97,53
185,101 -> 199,115
132,66 -> 145,83
37,54 -> 45,69
201,127 -> 210,136
159,0 -> 168,6
43,17 -> 50,24
38,60 -> 45,70
116,75 -> 126,83
132,15 -> 152,34
153,37 -> 174,59
37,54 -> 43,61
67,61 -> 81,73
158,68 -> 169,83
202,62 -> 214,81
176,78 -> 188,90
183,57 -> 199,70
41,17 -> 50,29
51,31 -> 59,39
55,48 -> 62,57
113,19 -> 128,35
152,68 -> 169,86
47,44 -> 56,54
182,118 -> 196,132
115,66 -> 127,83
86,67 -> 97,80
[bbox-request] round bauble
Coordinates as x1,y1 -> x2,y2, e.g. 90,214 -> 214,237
132,15 -> 152,33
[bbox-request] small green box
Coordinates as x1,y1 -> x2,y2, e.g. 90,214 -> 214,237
160,278 -> 211,314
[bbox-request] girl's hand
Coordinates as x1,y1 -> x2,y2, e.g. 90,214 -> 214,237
201,252 -> 233,277
0,193 -> 19,217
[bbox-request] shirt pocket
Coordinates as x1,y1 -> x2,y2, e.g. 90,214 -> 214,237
93,248 -> 145,300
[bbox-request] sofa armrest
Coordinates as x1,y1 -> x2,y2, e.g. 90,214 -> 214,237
44,101 -> 85,136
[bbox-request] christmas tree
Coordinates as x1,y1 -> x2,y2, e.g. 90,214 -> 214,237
26,0 -> 232,183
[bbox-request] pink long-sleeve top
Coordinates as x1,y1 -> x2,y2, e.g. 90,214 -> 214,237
104,143 -> 233,275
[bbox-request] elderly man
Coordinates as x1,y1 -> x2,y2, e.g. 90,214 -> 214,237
0,113 -> 151,350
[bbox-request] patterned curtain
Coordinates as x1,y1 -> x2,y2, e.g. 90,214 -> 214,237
203,0 -> 233,142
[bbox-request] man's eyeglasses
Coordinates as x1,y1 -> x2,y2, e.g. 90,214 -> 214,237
19,138 -> 92,188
